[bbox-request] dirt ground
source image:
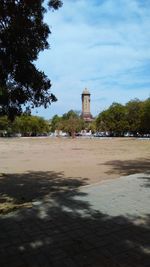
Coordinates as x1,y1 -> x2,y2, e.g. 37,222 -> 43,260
0,137 -> 149,185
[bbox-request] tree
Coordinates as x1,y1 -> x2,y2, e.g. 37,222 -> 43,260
126,99 -> 142,135
140,98 -> 150,134
96,110 -> 107,132
61,110 -> 85,138
0,115 -> 9,136
12,116 -> 32,136
87,121 -> 96,133
12,115 -> 50,136
96,103 -> 129,136
50,115 -> 62,132
0,0 -> 62,119
0,115 -> 9,131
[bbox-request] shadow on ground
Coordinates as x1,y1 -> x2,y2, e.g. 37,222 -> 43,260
0,171 -> 149,267
103,158 -> 150,177
0,171 -> 88,207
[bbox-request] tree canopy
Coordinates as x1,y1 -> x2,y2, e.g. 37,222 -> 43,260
0,0 -> 62,119
140,98 -> 150,133
96,98 -> 150,136
51,110 -> 85,137
96,103 -> 128,136
1,98 -> 149,138
0,114 -> 50,136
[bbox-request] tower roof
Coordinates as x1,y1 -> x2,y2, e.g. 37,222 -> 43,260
82,88 -> 90,95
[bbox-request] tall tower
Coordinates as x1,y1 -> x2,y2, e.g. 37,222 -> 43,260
81,88 -> 93,122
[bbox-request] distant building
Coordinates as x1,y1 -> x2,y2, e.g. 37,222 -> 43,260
81,88 -> 93,122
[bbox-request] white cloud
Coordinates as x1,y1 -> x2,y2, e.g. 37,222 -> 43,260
34,0 -> 150,118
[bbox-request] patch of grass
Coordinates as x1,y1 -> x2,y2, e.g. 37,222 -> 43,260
0,196 -> 32,214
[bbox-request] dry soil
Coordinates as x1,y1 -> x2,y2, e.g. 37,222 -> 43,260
0,137 -> 149,185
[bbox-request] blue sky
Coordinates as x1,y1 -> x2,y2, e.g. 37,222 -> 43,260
33,0 -> 150,119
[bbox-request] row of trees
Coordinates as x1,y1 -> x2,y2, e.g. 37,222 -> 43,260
50,98 -> 150,137
0,98 -> 149,137
0,110 -> 85,137
0,115 -> 50,137
96,98 -> 150,136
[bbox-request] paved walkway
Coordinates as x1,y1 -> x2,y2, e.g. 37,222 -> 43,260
0,173 -> 150,267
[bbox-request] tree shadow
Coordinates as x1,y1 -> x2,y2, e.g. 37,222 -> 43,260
138,176 -> 150,188
103,158 -> 150,176
0,171 -> 88,207
0,171 -> 149,267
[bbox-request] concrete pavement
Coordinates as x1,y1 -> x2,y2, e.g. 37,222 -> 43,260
0,172 -> 149,267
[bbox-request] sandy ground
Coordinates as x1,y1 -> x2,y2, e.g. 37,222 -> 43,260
0,137 -> 149,185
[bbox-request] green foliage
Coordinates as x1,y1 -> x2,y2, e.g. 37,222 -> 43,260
62,110 -> 78,120
50,115 -> 62,132
13,115 -> 50,136
141,98 -> 150,133
87,121 -> 96,133
126,99 -> 142,134
61,110 -> 84,137
0,97 -> 149,137
0,114 -> 50,136
51,110 -> 85,137
0,116 -> 9,131
96,110 -> 109,132
0,0 -> 62,119
96,98 -> 150,136
96,103 -> 129,136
